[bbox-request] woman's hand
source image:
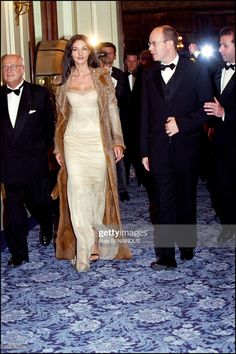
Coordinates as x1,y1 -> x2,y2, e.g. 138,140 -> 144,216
113,146 -> 124,163
55,153 -> 63,166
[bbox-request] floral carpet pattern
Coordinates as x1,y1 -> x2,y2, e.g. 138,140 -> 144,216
1,178 -> 235,353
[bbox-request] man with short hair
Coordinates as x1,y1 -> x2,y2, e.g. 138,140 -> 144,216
97,42 -> 130,202
122,52 -> 142,186
0,54 -> 55,266
204,26 -> 236,242
140,25 -> 214,270
139,49 -> 154,69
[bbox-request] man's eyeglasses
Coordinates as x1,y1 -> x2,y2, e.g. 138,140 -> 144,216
1,64 -> 23,72
148,40 -> 167,47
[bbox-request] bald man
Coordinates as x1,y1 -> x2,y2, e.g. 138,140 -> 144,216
0,54 -> 55,266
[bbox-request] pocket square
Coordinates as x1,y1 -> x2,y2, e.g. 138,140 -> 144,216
29,110 -> 36,114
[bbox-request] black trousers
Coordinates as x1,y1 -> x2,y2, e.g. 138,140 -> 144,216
207,152 -> 236,226
3,174 -> 53,258
123,149 -> 144,185
151,168 -> 198,262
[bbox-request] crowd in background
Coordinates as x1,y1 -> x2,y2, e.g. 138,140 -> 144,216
1,24 -> 235,271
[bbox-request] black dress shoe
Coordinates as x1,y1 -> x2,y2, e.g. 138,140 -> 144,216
119,191 -> 130,202
7,255 -> 29,267
40,231 -> 53,246
150,258 -> 177,271
180,248 -> 194,261
39,220 -> 53,246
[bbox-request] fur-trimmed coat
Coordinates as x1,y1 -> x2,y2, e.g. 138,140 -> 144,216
52,66 -> 132,261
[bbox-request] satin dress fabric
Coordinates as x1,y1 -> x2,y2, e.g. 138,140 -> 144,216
64,90 -> 118,271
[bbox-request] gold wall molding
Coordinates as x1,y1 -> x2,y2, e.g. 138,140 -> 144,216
14,1 -> 31,26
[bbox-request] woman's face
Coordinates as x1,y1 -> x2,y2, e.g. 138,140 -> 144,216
71,40 -> 91,65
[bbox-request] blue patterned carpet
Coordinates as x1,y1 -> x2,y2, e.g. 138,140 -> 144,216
1,178 -> 235,353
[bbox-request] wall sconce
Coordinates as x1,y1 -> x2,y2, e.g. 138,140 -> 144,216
177,35 -> 184,51
14,1 -> 31,26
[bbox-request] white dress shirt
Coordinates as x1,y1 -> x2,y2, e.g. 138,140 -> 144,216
7,80 -> 24,128
221,63 -> 235,93
128,72 -> 135,91
161,55 -> 179,84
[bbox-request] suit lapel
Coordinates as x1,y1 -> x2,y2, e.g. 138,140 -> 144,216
153,65 -> 165,99
153,59 -> 185,102
166,58 -> 185,102
1,92 -> 13,128
1,92 -> 15,146
215,68 -> 222,93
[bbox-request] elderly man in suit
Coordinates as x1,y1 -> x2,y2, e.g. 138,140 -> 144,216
204,26 -> 236,242
0,54 -> 55,267
140,25 -> 214,270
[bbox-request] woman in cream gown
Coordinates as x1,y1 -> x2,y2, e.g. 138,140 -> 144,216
53,34 -> 132,272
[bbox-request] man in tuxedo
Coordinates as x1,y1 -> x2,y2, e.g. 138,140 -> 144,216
140,25 -> 214,270
188,42 -> 222,183
122,52 -> 157,222
0,54 -> 55,266
204,26 -> 236,242
122,52 -> 144,186
97,42 -> 130,202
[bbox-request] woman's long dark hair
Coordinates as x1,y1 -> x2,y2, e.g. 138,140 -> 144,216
61,34 -> 99,84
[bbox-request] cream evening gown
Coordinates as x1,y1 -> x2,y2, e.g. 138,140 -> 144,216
64,90 -> 118,272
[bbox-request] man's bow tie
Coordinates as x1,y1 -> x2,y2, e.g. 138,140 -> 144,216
128,72 -> 137,77
224,63 -> 235,70
160,63 -> 176,71
5,83 -> 24,96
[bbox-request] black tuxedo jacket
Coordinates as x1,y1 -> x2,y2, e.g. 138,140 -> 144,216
140,57 -> 214,174
0,81 -> 55,183
210,68 -> 236,146
121,69 -> 143,148
110,66 -> 126,108
209,67 -> 236,183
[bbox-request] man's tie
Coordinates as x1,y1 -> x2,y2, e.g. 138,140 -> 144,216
160,63 -> 176,71
224,63 -> 235,70
5,83 -> 24,95
128,72 -> 137,77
